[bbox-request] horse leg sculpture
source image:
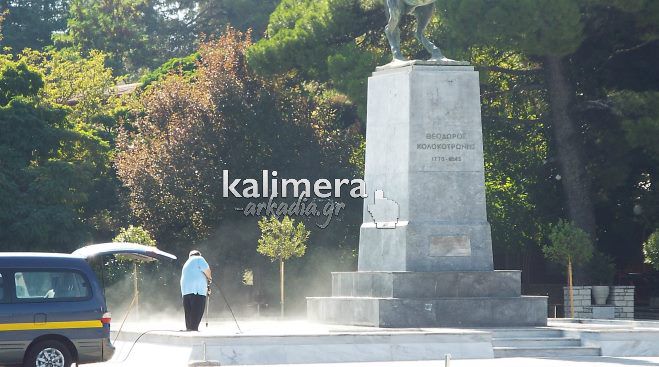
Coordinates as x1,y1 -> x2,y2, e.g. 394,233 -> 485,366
385,0 -> 405,61
414,4 -> 444,60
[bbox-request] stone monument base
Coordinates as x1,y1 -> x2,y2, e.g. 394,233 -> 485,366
308,64 -> 548,328
307,271 -> 547,327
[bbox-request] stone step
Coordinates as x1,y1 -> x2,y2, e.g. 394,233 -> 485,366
307,296 -> 547,328
331,271 -> 522,298
492,337 -> 581,348
490,328 -> 564,338
493,346 -> 600,358
113,327 -> 496,364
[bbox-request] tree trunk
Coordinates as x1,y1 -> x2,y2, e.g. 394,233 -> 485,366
280,258 -> 285,319
568,257 -> 574,318
544,55 -> 597,239
133,263 -> 139,319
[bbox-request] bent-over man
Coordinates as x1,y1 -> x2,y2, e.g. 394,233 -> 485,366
180,250 -> 212,331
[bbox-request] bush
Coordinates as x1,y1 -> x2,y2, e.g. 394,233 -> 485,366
643,229 -> 659,271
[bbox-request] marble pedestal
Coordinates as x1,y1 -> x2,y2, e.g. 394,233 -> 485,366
307,63 -> 547,327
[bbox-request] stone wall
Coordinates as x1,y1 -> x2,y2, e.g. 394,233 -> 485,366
610,286 -> 635,319
563,286 -> 592,318
563,286 -> 634,319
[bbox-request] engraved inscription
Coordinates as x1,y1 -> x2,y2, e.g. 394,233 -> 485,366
429,235 -> 471,257
416,131 -> 475,165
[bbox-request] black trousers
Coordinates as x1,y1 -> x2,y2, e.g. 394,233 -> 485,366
183,293 -> 206,331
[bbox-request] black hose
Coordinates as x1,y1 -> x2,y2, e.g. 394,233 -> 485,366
113,283 -> 241,363
116,329 -> 179,363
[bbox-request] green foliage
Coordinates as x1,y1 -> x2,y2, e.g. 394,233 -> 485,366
613,91 -> 659,160
543,219 -> 594,266
15,48 -> 125,241
139,52 -> 200,88
326,43 -> 378,117
113,225 -> 156,246
248,0 -> 372,80
50,0 -> 280,75
588,251 -> 616,285
0,0 -> 68,51
0,60 -> 43,105
115,30 -> 360,249
175,0 -> 278,38
0,10 -> 5,41
54,0 -> 160,74
437,0 -> 584,56
349,138 -> 365,177
643,229 -> 659,271
0,58 -> 100,252
257,216 -> 309,262
19,48 -> 121,131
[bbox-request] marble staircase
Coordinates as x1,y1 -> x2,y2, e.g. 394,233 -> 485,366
491,328 -> 601,358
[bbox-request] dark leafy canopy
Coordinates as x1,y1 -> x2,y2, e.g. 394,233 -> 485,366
0,0 -> 68,51
54,0 -> 163,74
139,52 -> 200,88
437,0 -> 584,57
437,0 -> 658,57
116,29 -> 360,254
173,0 -> 278,38
0,58 -> 99,252
52,0 -> 281,75
441,0 -> 659,266
0,60 -> 43,105
248,0 -> 383,116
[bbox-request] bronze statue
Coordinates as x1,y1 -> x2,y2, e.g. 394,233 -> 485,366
384,0 -> 465,65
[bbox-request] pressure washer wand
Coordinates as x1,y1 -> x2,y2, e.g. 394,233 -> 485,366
205,285 -> 210,328
213,281 -> 242,334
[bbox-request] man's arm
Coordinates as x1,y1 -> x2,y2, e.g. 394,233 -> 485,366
203,267 -> 212,283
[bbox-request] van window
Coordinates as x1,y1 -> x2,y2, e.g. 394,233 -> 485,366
14,271 -> 91,301
0,274 -> 7,303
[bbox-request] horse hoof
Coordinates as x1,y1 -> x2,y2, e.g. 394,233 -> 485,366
427,57 -> 469,66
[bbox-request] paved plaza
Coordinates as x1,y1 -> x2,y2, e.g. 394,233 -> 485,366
76,319 -> 659,366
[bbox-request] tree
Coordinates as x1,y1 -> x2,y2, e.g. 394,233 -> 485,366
0,57 -> 98,252
52,0 -> 281,75
113,224 -> 156,246
435,0 -> 590,239
17,48 -> 126,241
55,0 -> 161,75
0,0 -> 68,51
113,225 -> 156,318
247,0 -> 382,116
643,229 -> 659,271
257,215 -> 310,318
19,48 -> 121,131
115,29 -> 359,251
543,219 -> 594,317
172,0 -> 278,39
437,0 -> 659,242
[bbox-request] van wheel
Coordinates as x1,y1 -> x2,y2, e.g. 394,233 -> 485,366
24,340 -> 73,367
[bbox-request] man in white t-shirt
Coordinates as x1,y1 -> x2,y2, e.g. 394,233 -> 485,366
180,250 -> 212,331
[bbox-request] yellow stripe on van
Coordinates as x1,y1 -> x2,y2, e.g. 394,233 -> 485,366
0,320 -> 103,331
